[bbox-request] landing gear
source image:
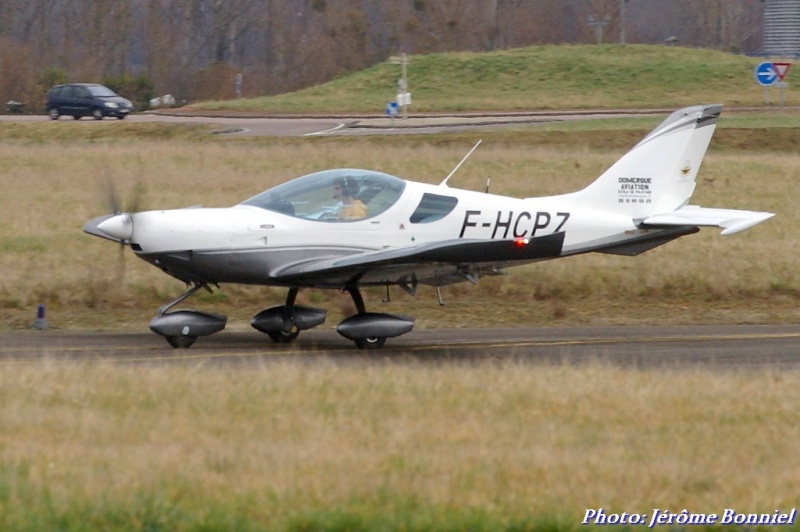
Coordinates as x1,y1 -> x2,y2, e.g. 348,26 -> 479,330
148,283 -> 413,350
166,335 -> 197,349
149,283 -> 227,348
336,285 -> 414,350
355,336 -> 386,350
251,287 -> 326,344
267,327 -> 300,344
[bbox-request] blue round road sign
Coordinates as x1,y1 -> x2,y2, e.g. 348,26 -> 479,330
755,62 -> 778,86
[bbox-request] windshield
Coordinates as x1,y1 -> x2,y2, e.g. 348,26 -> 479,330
87,85 -> 118,97
241,169 -> 406,222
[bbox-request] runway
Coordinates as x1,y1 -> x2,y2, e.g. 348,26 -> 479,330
3,325 -> 799,369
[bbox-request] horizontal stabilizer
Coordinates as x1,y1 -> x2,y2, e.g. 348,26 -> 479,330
642,206 -> 774,236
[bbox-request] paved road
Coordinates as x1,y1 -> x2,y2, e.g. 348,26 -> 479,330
0,109 -> 666,137
3,325 -> 799,369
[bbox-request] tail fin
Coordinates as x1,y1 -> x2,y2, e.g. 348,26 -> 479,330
570,104 -> 721,219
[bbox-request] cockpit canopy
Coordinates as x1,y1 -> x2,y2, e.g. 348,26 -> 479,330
241,169 -> 406,222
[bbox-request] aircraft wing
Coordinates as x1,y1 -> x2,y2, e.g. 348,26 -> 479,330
270,232 -> 566,286
642,206 -> 774,236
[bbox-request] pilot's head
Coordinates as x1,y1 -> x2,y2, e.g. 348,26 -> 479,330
332,177 -> 358,200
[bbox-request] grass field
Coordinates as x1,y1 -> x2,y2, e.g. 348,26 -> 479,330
2,361 -> 800,530
3,44 -> 800,530
0,114 -> 797,332
187,45 -> 800,113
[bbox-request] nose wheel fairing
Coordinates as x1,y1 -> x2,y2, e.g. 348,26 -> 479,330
150,310 -> 228,348
148,284 -> 228,348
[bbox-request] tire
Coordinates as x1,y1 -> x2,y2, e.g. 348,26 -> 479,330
267,329 -> 299,343
92,108 -> 104,120
355,337 -> 386,350
117,114 -> 127,120
166,335 -> 197,348
47,107 -> 60,120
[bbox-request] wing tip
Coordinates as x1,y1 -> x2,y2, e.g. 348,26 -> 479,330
720,212 -> 775,236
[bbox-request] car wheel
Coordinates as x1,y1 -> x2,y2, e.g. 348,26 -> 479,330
47,107 -> 60,120
117,114 -> 126,120
92,108 -> 104,120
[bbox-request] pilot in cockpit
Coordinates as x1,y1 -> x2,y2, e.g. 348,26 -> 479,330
332,177 -> 367,219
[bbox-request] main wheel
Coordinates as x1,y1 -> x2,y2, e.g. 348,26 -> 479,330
355,337 -> 386,350
166,335 -> 197,348
267,328 -> 299,344
47,107 -> 60,120
92,108 -> 104,120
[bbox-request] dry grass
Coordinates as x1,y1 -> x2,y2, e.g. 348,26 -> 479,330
2,360 -> 800,528
1,126 -> 797,332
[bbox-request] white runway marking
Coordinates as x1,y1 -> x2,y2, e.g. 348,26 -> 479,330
305,123 -> 346,136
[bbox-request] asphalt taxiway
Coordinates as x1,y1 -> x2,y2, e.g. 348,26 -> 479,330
3,325 -> 799,369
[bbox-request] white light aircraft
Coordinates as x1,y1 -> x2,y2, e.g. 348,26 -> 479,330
84,105 -> 773,349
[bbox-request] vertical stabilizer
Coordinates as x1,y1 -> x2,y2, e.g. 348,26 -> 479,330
571,105 -> 721,219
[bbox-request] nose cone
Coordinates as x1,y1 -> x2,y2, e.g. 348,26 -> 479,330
97,214 -> 134,241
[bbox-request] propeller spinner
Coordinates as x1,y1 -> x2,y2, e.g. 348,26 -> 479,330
96,213 -> 134,241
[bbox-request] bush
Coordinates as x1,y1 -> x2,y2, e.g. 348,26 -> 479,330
103,74 -> 156,112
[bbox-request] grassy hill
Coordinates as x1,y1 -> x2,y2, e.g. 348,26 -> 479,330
188,44 -> 792,113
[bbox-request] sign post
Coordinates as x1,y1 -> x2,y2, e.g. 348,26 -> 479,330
390,53 -> 410,119
754,61 -> 791,107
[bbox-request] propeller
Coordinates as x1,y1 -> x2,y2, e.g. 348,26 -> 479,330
97,176 -> 145,242
93,174 -> 146,284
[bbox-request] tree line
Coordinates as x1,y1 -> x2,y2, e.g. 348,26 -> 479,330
0,0 -> 762,112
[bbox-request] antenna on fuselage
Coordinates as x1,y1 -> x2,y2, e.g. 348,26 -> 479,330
439,139 -> 482,187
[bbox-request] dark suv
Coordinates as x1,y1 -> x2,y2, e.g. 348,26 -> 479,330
45,83 -> 133,120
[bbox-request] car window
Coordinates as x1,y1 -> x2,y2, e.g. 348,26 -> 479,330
87,85 -> 117,97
